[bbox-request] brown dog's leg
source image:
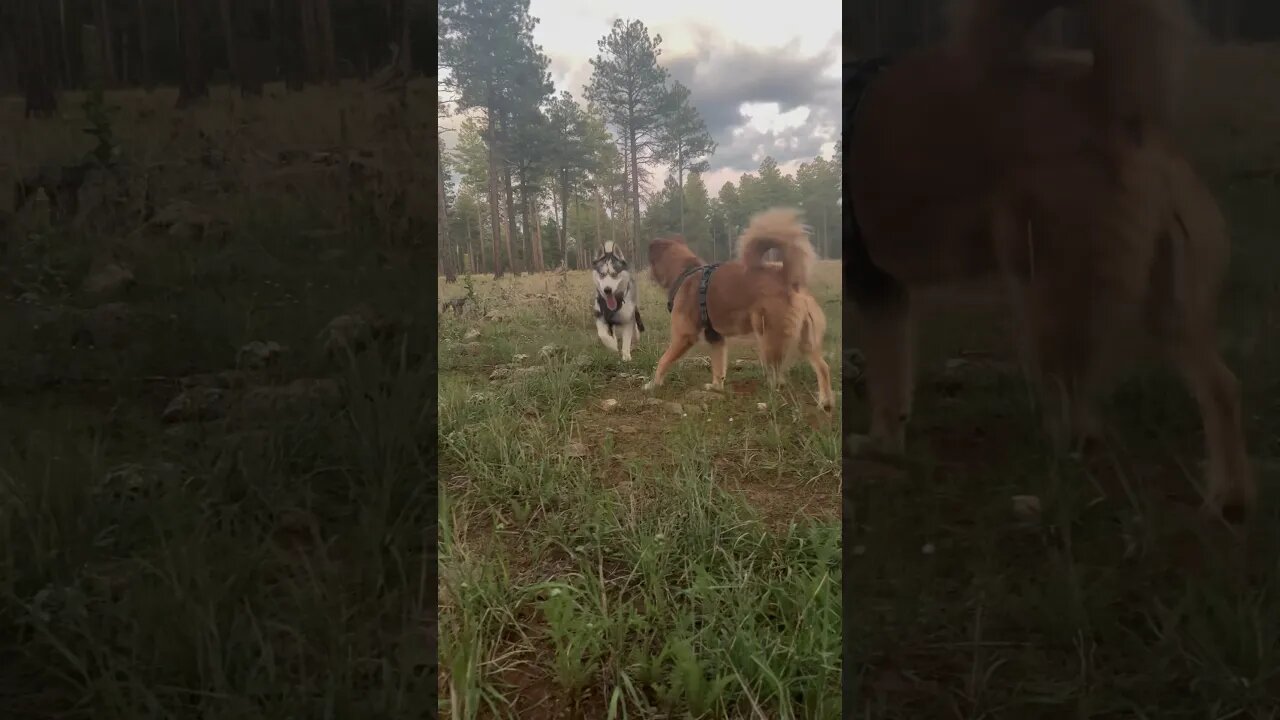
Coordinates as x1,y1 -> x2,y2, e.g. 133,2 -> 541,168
857,291 -> 914,454
807,347 -> 835,412
705,340 -> 728,391
644,334 -> 697,391
1170,338 -> 1254,515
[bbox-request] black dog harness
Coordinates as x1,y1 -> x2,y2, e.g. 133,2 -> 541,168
666,263 -> 723,343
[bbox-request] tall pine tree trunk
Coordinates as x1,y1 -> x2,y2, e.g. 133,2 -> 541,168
59,0 -> 73,88
176,0 -> 209,107
219,0 -> 239,83
519,170 -> 541,272
299,0 -> 320,82
594,189 -> 603,258
20,0 -> 58,118
316,0 -> 337,84
486,111 -> 504,279
475,202 -> 487,274
94,0 -> 116,87
463,209 -> 474,274
503,166 -> 522,274
501,204 -> 516,278
627,129 -> 642,269
677,151 -> 685,234
137,0 -> 153,89
398,0 -> 412,73
438,138 -> 457,283
550,190 -> 563,267
532,210 -> 544,271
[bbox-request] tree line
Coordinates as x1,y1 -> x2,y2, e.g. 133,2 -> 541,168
848,0 -> 1280,58
437,0 -> 842,281
1,0 -> 427,113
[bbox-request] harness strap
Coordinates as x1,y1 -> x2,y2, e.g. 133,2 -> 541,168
666,263 -> 723,342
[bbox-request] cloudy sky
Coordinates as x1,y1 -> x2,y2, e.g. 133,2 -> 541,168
440,0 -> 841,203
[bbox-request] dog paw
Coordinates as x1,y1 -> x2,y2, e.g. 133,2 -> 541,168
702,383 -> 724,392
621,354 -> 632,362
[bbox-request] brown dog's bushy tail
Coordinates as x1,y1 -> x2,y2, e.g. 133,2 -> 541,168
947,0 -> 1196,130
738,207 -> 816,291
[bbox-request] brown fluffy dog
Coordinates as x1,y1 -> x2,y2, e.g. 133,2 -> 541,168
847,0 -> 1254,514
645,208 -> 835,411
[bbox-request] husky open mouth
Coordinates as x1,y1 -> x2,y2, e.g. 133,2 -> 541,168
604,293 -> 618,311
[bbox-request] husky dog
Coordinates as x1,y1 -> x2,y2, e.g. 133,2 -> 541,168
591,241 -> 645,361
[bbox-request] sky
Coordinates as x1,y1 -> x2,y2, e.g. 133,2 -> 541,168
439,0 -> 841,205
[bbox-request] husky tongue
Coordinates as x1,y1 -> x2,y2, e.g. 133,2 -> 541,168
605,294 -> 618,311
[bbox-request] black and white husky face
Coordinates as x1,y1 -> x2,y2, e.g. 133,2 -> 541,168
592,243 -> 630,312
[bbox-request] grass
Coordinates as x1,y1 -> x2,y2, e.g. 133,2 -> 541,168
1,81 -> 436,717
437,262 -> 842,718
847,44 -> 1280,718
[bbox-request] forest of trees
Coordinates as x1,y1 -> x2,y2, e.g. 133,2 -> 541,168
848,0 -> 1280,58
0,0 -> 429,111
437,0 -> 842,281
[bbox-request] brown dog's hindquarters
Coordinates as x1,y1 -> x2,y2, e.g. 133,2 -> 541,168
846,0 -> 1253,515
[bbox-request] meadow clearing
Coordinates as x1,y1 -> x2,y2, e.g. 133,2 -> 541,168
437,261 -> 842,718
848,44 -> 1280,717
1,81 -> 435,717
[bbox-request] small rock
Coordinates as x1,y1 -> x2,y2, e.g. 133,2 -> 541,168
663,401 -> 684,415
757,402 -> 768,411
539,344 -> 566,361
463,328 -> 481,341
489,366 -> 513,381
566,441 -> 587,458
600,398 -> 619,412
512,353 -> 529,363
1011,495 -> 1042,521
572,353 -> 592,368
